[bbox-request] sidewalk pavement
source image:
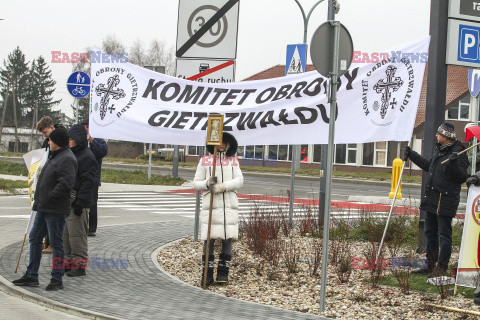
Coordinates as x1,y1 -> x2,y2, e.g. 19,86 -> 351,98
0,220 -> 327,320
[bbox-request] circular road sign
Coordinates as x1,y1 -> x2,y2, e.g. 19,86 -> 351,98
310,22 -> 353,78
67,71 -> 90,98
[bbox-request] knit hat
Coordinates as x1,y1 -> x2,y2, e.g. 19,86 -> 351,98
437,122 -> 456,140
48,128 -> 69,148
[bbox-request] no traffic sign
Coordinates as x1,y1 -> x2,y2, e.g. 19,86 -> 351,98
176,0 -> 240,59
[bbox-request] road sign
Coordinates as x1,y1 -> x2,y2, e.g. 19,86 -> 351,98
176,59 -> 235,83
176,0 -> 240,59
310,22 -> 353,78
449,0 -> 480,23
67,71 -> 90,98
469,69 -> 480,97
446,19 -> 480,67
286,44 -> 307,75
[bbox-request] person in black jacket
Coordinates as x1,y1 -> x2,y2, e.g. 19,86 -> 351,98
64,124 -> 97,277
13,128 -> 77,291
82,120 -> 107,237
404,122 -> 468,274
36,116 -> 66,254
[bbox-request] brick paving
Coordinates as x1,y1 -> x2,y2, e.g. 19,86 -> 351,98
0,221 -> 327,320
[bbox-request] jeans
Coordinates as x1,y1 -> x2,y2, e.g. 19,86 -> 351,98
88,185 -> 99,233
424,211 -> 453,271
26,211 -> 67,281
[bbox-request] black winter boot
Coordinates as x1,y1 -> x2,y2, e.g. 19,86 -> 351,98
201,255 -> 214,287
216,254 -> 231,284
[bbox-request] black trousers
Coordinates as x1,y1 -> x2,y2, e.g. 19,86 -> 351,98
88,185 -> 99,233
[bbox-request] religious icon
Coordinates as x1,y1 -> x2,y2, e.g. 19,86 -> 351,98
206,114 -> 224,146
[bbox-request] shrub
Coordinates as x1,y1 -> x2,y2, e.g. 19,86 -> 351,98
137,153 -> 165,161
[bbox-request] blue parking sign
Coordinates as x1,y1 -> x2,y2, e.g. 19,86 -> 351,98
458,24 -> 480,63
67,71 -> 90,98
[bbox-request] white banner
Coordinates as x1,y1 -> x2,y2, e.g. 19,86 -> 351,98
89,37 -> 429,146
456,186 -> 480,288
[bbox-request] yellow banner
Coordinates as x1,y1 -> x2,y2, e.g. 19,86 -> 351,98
456,186 -> 480,288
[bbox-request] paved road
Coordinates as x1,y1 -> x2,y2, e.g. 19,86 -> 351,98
0,186 -> 329,320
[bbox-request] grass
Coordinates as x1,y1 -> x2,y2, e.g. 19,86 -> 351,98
0,160 -> 186,186
378,273 -> 475,298
0,178 -> 27,192
103,156 -> 422,183
101,169 -> 186,186
0,160 -> 28,176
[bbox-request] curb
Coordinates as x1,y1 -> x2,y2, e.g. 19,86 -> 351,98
0,274 -> 125,320
152,238 -> 331,320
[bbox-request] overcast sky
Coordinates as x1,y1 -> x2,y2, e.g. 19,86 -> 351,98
1,0 -> 431,118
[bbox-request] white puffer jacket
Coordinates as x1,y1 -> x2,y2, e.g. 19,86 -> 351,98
193,153 -> 243,240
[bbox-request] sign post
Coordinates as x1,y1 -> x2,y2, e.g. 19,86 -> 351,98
310,1 -> 353,310
176,0 -> 239,238
469,69 -> 480,174
67,71 -> 90,123
285,44 -> 307,229
144,66 -> 166,179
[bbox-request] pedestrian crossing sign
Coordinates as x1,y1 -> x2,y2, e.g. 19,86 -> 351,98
286,44 -> 307,75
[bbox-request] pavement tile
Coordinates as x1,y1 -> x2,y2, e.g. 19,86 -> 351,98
0,221 -> 327,320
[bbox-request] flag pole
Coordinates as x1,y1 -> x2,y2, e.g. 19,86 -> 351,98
15,234 -> 27,273
15,210 -> 35,273
376,140 -> 412,263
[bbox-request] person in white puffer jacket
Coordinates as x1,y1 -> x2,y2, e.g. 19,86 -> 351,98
193,132 -> 243,286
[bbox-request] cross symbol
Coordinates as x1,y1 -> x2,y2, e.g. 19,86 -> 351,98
373,66 -> 404,119
390,98 -> 397,109
108,104 -> 116,114
95,75 -> 126,120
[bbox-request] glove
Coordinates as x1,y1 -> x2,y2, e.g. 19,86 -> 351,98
73,204 -> 83,216
467,176 -> 479,188
403,146 -> 411,161
206,176 -> 217,188
211,183 -> 226,194
448,152 -> 459,162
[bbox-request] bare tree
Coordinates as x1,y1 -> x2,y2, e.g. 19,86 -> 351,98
102,34 -> 126,56
129,39 -> 148,67
147,39 -> 175,75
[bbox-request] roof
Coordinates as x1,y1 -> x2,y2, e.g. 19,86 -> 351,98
242,64 -> 469,129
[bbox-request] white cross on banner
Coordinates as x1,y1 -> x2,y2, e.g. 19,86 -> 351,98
89,37 -> 429,146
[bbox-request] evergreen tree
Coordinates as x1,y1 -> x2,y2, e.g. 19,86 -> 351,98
0,47 -> 30,127
25,56 -> 61,124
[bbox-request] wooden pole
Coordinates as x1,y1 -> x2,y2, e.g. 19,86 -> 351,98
203,145 -> 217,289
0,74 -> 12,144
12,78 -> 19,153
15,234 -> 27,273
426,303 -> 480,316
441,141 -> 480,164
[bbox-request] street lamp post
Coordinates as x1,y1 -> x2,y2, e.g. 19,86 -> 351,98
294,0 -> 325,43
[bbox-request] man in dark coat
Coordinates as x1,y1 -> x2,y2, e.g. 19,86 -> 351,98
404,122 -> 468,274
36,116 -> 66,254
64,124 -> 97,277
13,128 -> 77,290
82,120 -> 107,237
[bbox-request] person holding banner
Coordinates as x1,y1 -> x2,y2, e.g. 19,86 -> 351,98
193,132 -> 243,286
13,128 -> 77,290
36,116 -> 66,254
404,123 -> 468,275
